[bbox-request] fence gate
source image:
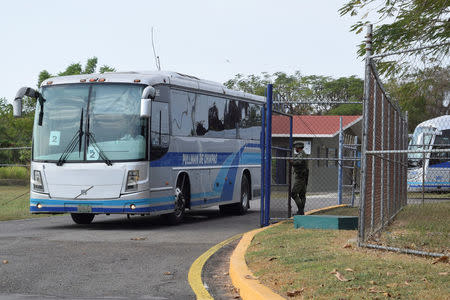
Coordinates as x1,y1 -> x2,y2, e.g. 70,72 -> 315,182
260,85 -> 293,226
260,85 -> 362,226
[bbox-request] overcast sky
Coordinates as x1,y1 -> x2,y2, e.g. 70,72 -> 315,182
0,0 -> 366,102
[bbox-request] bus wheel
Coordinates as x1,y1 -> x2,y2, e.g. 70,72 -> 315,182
71,213 -> 95,225
239,175 -> 250,214
166,187 -> 186,225
231,175 -> 249,215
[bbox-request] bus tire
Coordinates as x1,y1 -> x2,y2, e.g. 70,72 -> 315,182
165,187 -> 186,225
231,175 -> 250,215
240,175 -> 250,214
71,213 -> 95,225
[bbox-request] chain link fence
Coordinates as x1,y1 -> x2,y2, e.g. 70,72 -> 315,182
262,89 -> 362,225
269,110 -> 293,220
0,147 -> 31,186
359,25 -> 449,256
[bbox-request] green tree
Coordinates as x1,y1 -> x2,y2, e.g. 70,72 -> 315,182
387,65 -> 450,131
83,57 -> 98,74
339,0 -> 450,75
99,65 -> 116,73
37,56 -> 115,87
326,104 -> 363,115
225,72 -> 363,115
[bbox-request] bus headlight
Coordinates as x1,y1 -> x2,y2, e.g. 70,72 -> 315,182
32,170 -> 44,192
126,170 -> 139,191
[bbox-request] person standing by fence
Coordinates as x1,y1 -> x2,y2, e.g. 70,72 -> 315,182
290,141 -> 309,215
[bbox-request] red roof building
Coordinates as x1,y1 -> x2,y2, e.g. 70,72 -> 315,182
272,115 -> 362,137
271,115 -> 362,193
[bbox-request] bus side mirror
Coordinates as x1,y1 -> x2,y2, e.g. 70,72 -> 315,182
140,86 -> 156,118
140,99 -> 152,118
14,87 -> 41,117
13,98 -> 22,117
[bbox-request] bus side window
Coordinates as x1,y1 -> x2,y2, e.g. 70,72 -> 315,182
224,99 -> 240,130
171,90 -> 194,137
430,129 -> 450,166
207,96 -> 225,137
239,102 -> 261,140
194,94 -> 209,136
150,102 -> 169,161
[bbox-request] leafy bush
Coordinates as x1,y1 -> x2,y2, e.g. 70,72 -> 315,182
0,167 -> 30,180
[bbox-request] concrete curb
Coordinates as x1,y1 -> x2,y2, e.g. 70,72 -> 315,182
188,233 -> 243,300
229,204 -> 349,300
229,223 -> 286,300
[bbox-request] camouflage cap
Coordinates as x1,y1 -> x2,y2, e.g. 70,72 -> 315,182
293,141 -> 304,148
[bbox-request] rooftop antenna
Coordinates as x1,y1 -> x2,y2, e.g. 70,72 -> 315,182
151,27 -> 161,71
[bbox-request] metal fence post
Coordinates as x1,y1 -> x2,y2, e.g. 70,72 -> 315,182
404,112 -> 408,206
359,23 -> 373,244
260,105 -> 266,227
381,94 -> 385,225
351,135 -> 358,207
288,115 -> 293,218
422,124 -> 425,205
371,76 -> 378,231
394,110 -> 398,212
264,84 -> 273,226
338,117 -> 343,205
387,105 -> 391,219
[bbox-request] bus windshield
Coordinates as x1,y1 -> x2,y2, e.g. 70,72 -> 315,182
33,84 -> 147,162
408,126 -> 435,161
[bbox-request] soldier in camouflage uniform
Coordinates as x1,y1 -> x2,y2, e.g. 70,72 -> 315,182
291,141 -> 309,215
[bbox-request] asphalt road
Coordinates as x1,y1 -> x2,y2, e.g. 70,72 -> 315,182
0,204 -> 261,300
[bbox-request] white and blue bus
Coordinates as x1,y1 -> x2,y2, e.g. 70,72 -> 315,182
14,71 -> 264,224
407,115 -> 450,192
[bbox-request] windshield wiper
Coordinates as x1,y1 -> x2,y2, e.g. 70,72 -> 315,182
86,131 -> 113,166
85,116 -> 112,166
78,108 -> 84,154
57,109 -> 84,166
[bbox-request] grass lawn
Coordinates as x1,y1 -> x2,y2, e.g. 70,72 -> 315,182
246,222 -> 450,299
376,201 -> 450,254
312,203 -> 449,254
408,192 -> 450,199
0,185 -> 52,221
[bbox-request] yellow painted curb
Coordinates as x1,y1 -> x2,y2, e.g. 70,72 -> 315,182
229,204 -> 351,300
305,204 -> 349,216
229,223 -> 286,300
188,233 -> 242,300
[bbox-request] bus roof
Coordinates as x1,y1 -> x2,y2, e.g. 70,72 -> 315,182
41,70 -> 266,104
416,115 -> 450,131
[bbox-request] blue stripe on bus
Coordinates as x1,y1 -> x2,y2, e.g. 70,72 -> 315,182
30,197 -> 174,206
429,161 -> 450,168
408,182 -> 450,185
408,185 -> 450,188
150,152 -> 261,168
240,153 -> 261,165
30,197 -> 176,213
30,204 -> 176,214
150,152 -> 230,167
150,143 -> 261,168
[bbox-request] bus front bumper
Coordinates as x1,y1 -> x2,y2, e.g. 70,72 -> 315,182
30,191 -> 176,215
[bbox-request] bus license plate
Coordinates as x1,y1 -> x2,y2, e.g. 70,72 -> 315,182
77,204 -> 92,213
